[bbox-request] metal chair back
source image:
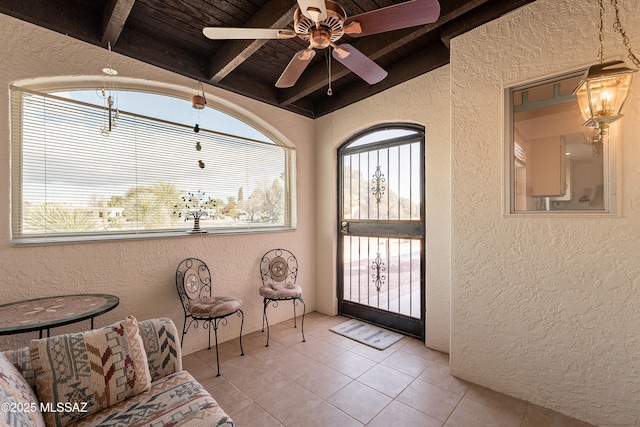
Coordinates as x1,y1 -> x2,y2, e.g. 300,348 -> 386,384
260,248 -> 298,290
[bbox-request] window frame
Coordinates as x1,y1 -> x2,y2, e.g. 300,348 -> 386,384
503,69 -> 620,217
10,84 -> 297,245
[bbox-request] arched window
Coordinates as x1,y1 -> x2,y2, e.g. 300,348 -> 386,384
10,86 -> 296,243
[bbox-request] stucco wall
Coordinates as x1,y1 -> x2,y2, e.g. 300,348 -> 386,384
0,14 -> 316,355
450,0 -> 640,425
314,66 -> 452,352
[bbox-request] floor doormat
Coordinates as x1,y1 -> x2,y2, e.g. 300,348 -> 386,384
329,319 -> 403,350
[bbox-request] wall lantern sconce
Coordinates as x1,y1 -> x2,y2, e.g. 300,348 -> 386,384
573,0 -> 639,139
192,81 -> 207,109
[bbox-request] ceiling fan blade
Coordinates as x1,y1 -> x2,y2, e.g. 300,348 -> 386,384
203,27 -> 297,40
343,0 -> 440,37
276,49 -> 317,88
297,0 -> 328,23
332,44 -> 387,85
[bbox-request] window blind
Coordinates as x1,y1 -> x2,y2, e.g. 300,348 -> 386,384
11,87 -> 295,242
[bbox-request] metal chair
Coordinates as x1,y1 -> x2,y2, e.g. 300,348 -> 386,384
259,248 -> 305,347
176,258 -> 244,375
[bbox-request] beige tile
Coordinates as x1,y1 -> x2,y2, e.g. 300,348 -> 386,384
397,378 -> 462,422
326,380 -> 392,424
303,313 -> 348,328
232,330 -> 270,353
380,349 -> 434,377
181,353 -> 219,381
418,354 -> 470,396
244,338 -> 286,362
197,342 -> 245,374
265,317 -> 306,346
465,384 -> 528,415
185,313 -> 594,427
446,390 -> 525,427
293,338 -> 346,363
220,357 -> 291,400
317,329 -> 360,349
263,347 -> 322,380
522,403 -> 595,427
349,341 -> 399,363
289,401 -> 363,427
255,380 -> 324,425
293,362 -> 352,398
228,403 -> 283,427
301,314 -> 346,336
325,350 -> 377,379
399,339 -> 445,361
198,376 -> 252,415
217,351 -> 265,375
357,364 -> 414,398
368,400 -> 442,427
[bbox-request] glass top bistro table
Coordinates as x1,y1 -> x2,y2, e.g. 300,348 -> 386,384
0,294 -> 119,338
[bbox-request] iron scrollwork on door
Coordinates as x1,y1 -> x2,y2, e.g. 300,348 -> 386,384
371,166 -> 386,204
370,253 -> 386,292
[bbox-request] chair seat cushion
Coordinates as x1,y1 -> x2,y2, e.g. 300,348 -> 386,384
259,284 -> 302,299
188,296 -> 242,318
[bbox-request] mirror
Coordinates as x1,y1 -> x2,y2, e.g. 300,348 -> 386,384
509,72 -> 608,213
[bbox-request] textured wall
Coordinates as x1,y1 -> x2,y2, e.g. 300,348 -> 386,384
450,0 -> 640,425
0,14 -> 316,355
314,66 -> 452,352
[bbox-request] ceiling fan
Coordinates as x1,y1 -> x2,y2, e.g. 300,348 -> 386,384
203,0 -> 441,89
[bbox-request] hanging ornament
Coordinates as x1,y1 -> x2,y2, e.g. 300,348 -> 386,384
192,81 -> 207,109
195,141 -> 202,151
194,123 -> 200,133
198,160 -> 205,169
98,41 -> 120,136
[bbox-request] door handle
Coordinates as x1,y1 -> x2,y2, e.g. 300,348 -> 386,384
340,221 -> 349,234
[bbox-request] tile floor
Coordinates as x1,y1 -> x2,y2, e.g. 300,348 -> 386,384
183,312 -> 594,427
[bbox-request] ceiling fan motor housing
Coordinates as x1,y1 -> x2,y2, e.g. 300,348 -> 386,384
295,0 -> 346,47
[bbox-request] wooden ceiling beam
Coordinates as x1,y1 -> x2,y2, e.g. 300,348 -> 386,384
207,0 -> 299,83
312,39 -> 450,117
217,70 -> 316,117
101,0 -> 136,47
114,26 -> 210,81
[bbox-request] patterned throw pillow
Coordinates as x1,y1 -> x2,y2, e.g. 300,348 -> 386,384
0,351 -> 46,427
3,346 -> 37,392
137,318 -> 182,382
29,316 -> 152,427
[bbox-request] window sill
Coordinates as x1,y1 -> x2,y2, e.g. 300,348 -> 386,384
11,226 -> 296,247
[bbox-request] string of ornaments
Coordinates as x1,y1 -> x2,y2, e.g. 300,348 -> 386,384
192,81 -> 207,169
194,123 -> 205,169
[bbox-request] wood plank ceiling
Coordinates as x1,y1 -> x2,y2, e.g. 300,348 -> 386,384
0,0 -> 537,118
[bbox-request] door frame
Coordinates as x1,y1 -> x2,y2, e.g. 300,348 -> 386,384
336,123 -> 425,340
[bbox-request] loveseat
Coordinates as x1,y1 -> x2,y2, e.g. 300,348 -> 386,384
0,317 -> 233,427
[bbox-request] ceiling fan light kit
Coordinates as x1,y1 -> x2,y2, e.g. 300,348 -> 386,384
203,0 -> 441,90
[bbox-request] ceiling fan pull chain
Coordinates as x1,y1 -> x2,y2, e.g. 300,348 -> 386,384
327,49 -> 333,96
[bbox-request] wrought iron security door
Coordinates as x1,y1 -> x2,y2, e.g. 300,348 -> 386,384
338,125 -> 425,339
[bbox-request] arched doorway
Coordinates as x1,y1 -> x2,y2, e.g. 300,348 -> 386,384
337,124 -> 425,339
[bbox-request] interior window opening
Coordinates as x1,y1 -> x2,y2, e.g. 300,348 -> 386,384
507,72 -> 614,214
